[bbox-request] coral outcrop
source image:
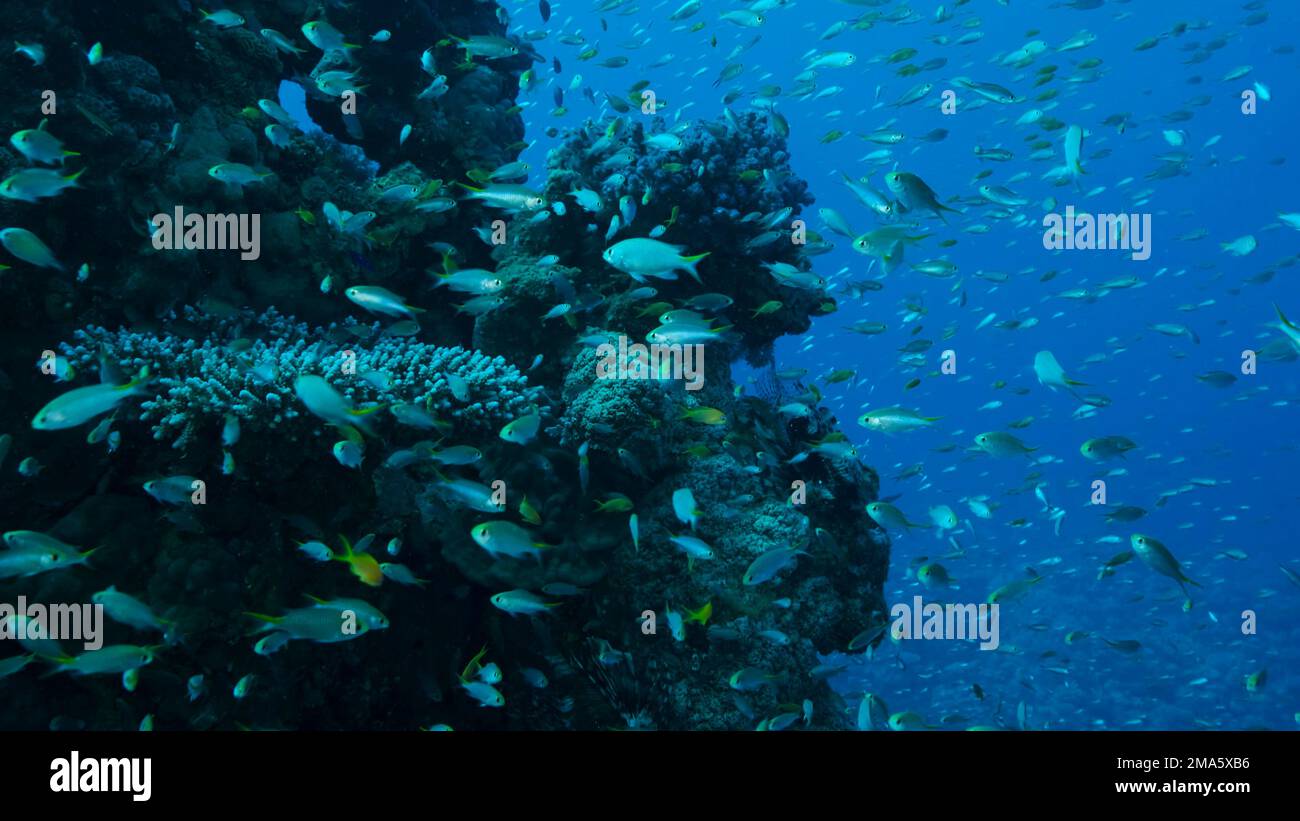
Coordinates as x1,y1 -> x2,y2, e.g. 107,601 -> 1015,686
0,0 -> 889,732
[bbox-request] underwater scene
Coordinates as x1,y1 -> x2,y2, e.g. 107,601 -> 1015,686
0,0 -> 1297,734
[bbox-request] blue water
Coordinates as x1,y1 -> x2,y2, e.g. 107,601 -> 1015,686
515,0 -> 1298,728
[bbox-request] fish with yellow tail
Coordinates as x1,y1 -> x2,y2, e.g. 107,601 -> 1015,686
293,375 -> 385,435
32,367 -> 149,430
334,533 -> 383,587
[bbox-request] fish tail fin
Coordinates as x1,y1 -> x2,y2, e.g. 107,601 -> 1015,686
1274,302 -> 1297,331
39,657 -> 76,678
242,611 -> 282,625
62,149 -> 81,158
336,533 -> 355,560
455,181 -> 484,194
64,167 -> 86,185
118,365 -> 150,392
682,251 -> 710,282
459,643 -> 488,683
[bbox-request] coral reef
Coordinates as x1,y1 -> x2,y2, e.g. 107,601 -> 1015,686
0,0 -> 889,732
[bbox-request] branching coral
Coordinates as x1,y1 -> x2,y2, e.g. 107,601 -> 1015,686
56,306 -> 543,448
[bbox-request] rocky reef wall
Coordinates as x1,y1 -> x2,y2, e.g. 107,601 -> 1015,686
0,0 -> 889,730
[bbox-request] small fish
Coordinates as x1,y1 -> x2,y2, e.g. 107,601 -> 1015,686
32,368 -> 149,429
233,674 -> 255,699
499,413 -> 541,445
332,440 -> 364,469
461,680 -> 505,708
730,667 -> 781,691
1131,533 -> 1200,595
208,163 -> 272,187
345,285 -> 425,319
743,547 -> 807,586
1,168 -> 86,202
491,589 -> 561,617
260,28 -> 305,55
1245,669 -> 1267,693
333,533 -> 383,587
471,521 -> 551,561
2,227 -> 64,270
297,540 -> 334,562
380,562 -> 428,587
671,488 -> 700,531
680,407 -> 726,425
10,123 -> 80,165
974,431 -> 1037,457
201,10 -> 245,29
